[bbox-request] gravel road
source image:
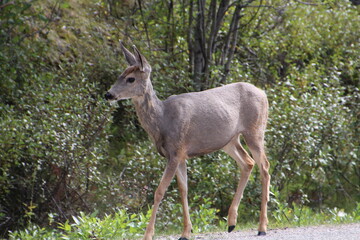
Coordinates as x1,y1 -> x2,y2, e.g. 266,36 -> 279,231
156,223 -> 360,240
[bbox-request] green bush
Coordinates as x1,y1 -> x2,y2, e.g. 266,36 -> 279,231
267,79 -> 359,210
0,71 -> 113,233
271,188 -> 360,226
8,208 -> 150,240
0,0 -> 115,235
8,199 -> 220,240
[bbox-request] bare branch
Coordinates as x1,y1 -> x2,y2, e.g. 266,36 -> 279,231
137,0 -> 151,51
220,3 -> 242,84
294,0 -> 319,6
0,1 -> 14,9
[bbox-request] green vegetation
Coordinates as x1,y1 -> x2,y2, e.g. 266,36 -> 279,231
1,0 -> 359,239
7,200 -> 360,239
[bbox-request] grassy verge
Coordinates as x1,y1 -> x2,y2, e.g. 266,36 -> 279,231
7,201 -> 359,240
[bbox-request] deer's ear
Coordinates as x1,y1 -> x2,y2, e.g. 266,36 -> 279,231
133,45 -> 152,73
120,41 -> 137,66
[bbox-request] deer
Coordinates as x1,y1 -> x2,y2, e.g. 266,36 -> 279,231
105,42 -> 270,240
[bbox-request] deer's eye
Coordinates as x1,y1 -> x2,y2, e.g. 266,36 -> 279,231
127,77 -> 135,83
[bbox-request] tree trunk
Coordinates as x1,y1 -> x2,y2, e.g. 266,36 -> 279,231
188,0 -> 251,90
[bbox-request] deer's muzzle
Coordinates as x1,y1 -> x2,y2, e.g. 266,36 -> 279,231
104,92 -> 114,101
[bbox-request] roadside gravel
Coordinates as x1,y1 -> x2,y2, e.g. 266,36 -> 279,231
156,223 -> 360,240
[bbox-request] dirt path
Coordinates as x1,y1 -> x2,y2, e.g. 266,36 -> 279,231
156,223 -> 360,240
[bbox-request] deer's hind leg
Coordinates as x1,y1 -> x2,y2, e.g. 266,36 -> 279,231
243,131 -> 270,236
223,136 -> 255,233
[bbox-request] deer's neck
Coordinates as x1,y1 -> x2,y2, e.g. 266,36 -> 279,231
132,81 -> 163,145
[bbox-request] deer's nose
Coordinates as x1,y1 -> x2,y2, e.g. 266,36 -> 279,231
105,92 -> 114,100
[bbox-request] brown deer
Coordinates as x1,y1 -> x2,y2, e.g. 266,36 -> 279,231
105,43 -> 270,240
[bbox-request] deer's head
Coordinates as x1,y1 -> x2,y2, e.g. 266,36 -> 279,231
105,43 -> 152,101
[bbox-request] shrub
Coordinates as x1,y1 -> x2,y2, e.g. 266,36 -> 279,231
267,78 -> 359,210
0,72 -> 113,234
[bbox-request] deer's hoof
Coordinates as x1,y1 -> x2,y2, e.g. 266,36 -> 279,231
178,238 -> 189,240
228,225 -> 235,233
258,231 -> 266,236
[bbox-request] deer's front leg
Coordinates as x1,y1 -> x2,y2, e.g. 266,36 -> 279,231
143,158 -> 180,240
176,161 -> 192,240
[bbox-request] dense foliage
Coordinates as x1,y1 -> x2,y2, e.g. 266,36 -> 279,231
1,0 -> 359,238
